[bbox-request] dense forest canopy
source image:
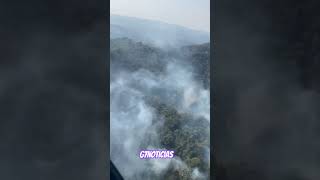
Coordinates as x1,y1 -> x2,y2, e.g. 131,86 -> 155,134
110,37 -> 210,180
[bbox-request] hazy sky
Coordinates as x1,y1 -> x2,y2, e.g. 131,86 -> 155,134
110,0 -> 210,32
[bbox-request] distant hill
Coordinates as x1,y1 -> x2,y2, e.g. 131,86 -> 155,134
110,15 -> 210,48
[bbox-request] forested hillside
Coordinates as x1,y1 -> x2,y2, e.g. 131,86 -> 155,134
110,38 -> 210,180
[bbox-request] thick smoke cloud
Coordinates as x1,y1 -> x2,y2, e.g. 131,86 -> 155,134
0,1 -> 107,179
110,37 -> 210,179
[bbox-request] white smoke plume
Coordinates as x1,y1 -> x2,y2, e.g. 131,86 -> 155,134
110,41 -> 210,179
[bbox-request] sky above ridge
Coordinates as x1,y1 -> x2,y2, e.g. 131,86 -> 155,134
110,0 -> 210,32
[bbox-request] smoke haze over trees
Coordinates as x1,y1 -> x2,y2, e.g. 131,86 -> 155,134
110,16 -> 210,180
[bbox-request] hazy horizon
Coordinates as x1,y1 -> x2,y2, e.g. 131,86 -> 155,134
110,0 -> 210,32
111,14 -> 210,33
